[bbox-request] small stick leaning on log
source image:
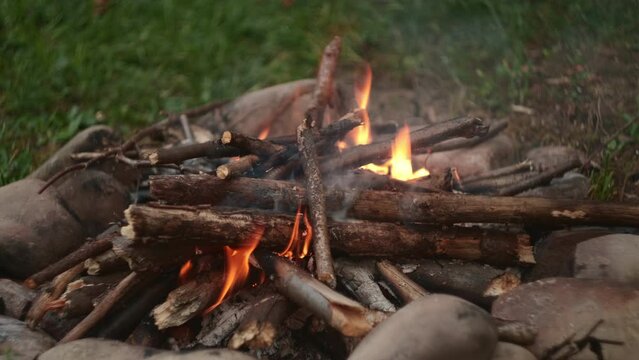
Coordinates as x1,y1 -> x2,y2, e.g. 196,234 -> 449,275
221,131 -> 285,158
216,155 -> 259,179
149,141 -> 244,165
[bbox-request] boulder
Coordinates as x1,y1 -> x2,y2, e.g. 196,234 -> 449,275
574,234 -> 639,286
39,338 -> 256,360
0,315 -> 56,360
492,277 -> 639,359
491,342 -> 536,360
525,146 -> 586,171
349,294 -> 497,360
517,171 -> 590,199
0,279 -> 35,320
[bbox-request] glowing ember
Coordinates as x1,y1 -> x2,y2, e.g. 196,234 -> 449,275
389,125 -> 429,181
203,225 -> 265,314
350,63 -> 372,145
178,260 -> 193,285
258,126 -> 270,140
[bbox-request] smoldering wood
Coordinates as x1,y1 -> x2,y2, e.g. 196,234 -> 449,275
96,275 -> 174,340
221,131 -> 285,157
254,250 -> 387,337
197,291 -> 258,347
0,279 -> 35,320
421,118 -> 508,153
462,160 -> 533,184
152,270 -> 223,330
126,316 -> 165,348
26,263 -> 85,329
496,158 -> 582,196
216,154 -> 259,179
319,116 -> 488,172
148,141 -> 244,165
334,258 -> 396,312
59,272 -> 128,318
228,292 -> 293,350
60,271 -> 142,343
376,260 -> 429,304
401,259 -> 521,308
122,204 -> 533,267
150,175 -> 639,227
84,249 -> 128,276
24,226 -> 119,289
111,236 -> 196,272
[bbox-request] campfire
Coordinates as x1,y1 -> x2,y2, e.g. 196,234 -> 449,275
2,35 -> 639,360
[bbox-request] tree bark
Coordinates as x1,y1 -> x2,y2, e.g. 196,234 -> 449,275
148,141 -> 243,165
216,155 -> 259,179
496,158 -> 581,196
221,131 -> 285,157
310,36 -> 341,128
121,205 -> 533,267
376,260 -> 429,304
334,258 -> 396,312
150,175 -> 639,227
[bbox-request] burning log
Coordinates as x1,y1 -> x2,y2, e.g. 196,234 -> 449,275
84,249 -> 128,276
319,116 -> 488,172
376,260 -> 429,303
150,175 -> 639,227
152,270 -> 223,329
122,205 -> 533,267
60,271 -> 142,343
334,258 -> 396,312
58,272 -> 128,318
496,158 -> 582,196
0,279 -> 35,320
24,226 -> 120,289
254,250 -> 386,337
216,155 -> 259,179
221,131 -> 285,157
148,140 -> 243,165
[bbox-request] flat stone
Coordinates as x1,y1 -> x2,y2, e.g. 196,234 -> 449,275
0,315 -> 56,360
349,294 -> 497,360
574,234 -> 639,286
492,277 -> 639,359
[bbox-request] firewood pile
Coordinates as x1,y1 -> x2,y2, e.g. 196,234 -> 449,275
2,36 -> 639,360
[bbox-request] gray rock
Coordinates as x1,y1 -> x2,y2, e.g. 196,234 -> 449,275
0,179 -> 85,278
526,146 -> 587,171
574,234 -> 639,286
518,171 -> 590,199
39,338 -> 256,360
492,277 -> 639,359
491,342 -> 536,360
349,294 -> 497,360
0,315 -> 56,360
0,279 -> 35,320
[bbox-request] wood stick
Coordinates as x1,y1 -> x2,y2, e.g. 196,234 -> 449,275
497,158 -> 582,196
150,175 -> 639,227
420,118 -> 508,153
148,141 -> 243,165
462,160 -> 533,184
376,260 -> 429,303
254,250 -> 386,337
58,272 -> 128,318
24,226 -> 119,289
267,109 -> 363,146
319,116 -> 488,172
335,258 -> 396,312
196,291 -> 256,347
221,131 -> 285,157
263,157 -> 299,180
84,249 -> 128,276
111,236 -> 196,272
311,36 -> 341,128
216,155 -> 259,179
122,205 -> 533,267
60,271 -> 141,343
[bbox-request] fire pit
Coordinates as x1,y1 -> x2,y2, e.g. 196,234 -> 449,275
1,36 -> 638,360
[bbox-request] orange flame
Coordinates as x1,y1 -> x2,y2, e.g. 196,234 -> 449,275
351,63 -> 372,145
204,225 -> 265,314
258,126 -> 270,140
389,125 -> 429,181
278,205 -> 312,259
279,204 -> 303,259
178,260 -> 193,285
300,210 -> 312,258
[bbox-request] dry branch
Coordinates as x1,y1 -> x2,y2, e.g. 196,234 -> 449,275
319,116 -> 488,172
376,260 -> 429,304
149,141 -> 243,165
421,118 -> 508,153
310,36 -> 341,128
216,155 -> 259,179
150,175 -> 639,227
462,160 -> 533,184
496,158 -> 582,196
122,205 -> 533,267
221,131 -> 285,157
335,258 -> 396,312
84,250 -> 128,276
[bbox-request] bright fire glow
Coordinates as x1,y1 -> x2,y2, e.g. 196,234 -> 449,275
389,125 -> 429,181
258,126 -> 270,140
278,205 -> 312,259
178,260 -> 193,285
204,225 -> 265,314
350,63 -> 372,145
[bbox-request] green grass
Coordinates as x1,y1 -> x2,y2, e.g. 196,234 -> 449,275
2,0 -> 638,185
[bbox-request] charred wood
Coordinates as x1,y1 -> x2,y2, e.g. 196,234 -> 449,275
59,272 -> 128,318
84,249 -> 128,276
376,260 -> 429,304
334,258 -> 396,312
197,290 -> 258,347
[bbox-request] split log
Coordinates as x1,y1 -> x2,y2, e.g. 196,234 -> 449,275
58,272 -> 128,318
401,259 -> 521,308
150,175 -> 639,227
376,260 -> 429,303
0,279 -> 35,320
319,116 -> 488,172
122,205 -> 533,267
221,131 -> 285,157
334,258 -> 396,312
497,158 -> 582,196
148,141 -> 243,165
24,226 -> 119,289
111,236 -> 195,272
421,118 -> 508,153
216,155 -> 259,179
254,250 -> 386,337
60,271 -> 142,343
84,250 -> 128,276
152,270 -> 223,329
